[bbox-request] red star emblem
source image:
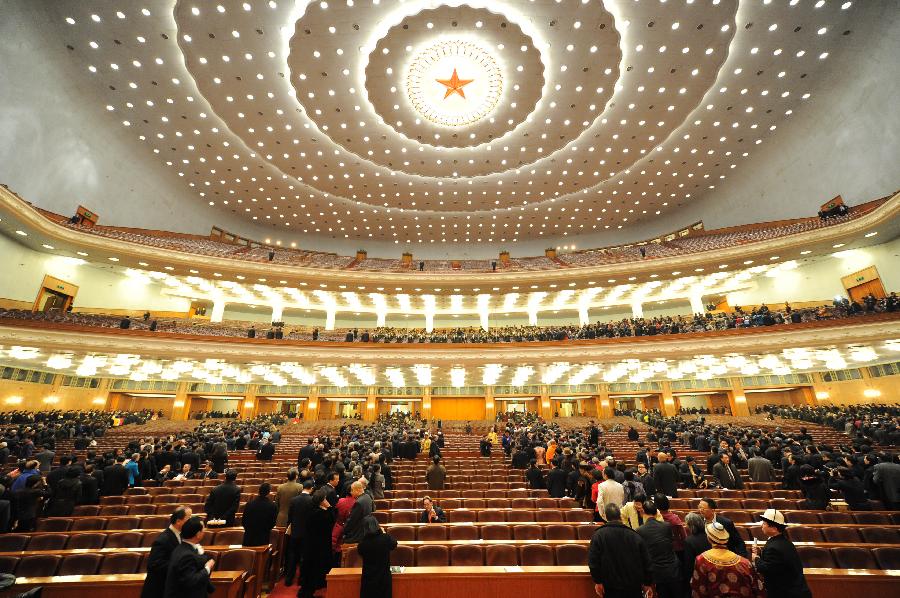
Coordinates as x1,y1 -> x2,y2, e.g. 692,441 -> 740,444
436,68 -> 474,99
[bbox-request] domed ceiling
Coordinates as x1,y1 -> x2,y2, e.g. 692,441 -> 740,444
45,0 -> 856,245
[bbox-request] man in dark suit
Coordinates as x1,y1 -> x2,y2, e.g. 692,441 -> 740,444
652,452 -> 679,497
546,460 -> 568,498
163,516 -> 215,598
747,454 -> 776,483
203,470 -> 241,526
283,480 -> 314,586
241,483 -> 277,547
698,498 -> 746,557
752,509 -> 812,598
256,439 -> 275,461
419,496 -> 447,523
712,453 -> 744,490
101,456 -> 129,496
141,506 -> 191,598
636,502 -> 681,598
196,461 -> 219,480
78,464 -> 100,505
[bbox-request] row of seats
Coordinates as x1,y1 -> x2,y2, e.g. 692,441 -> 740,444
706,510 -> 900,526
371,509 -> 595,524
0,548 -> 256,578
381,489 -> 549,499
374,498 -> 575,510
786,527 -> 900,545
0,528 -> 261,551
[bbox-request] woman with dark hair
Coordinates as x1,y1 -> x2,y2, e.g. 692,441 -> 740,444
829,466 -> 871,510
241,483 -> 277,547
357,515 -> 398,598
299,488 -> 337,598
45,467 -> 82,517
798,464 -> 829,510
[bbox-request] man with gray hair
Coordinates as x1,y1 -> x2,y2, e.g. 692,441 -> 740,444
275,468 -> 301,527
681,512 -> 711,593
341,480 -> 373,544
588,503 -> 653,598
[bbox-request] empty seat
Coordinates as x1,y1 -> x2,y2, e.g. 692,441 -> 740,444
417,525 -> 447,541
35,518 -> 72,532
854,513 -> 891,526
818,512 -> 854,525
556,543 -> 589,566
482,525 -> 511,540
477,510 -> 506,523
391,511 -> 418,524
451,544 -> 484,566
72,505 -> 101,516
389,526 -> 416,541
784,512 -> 820,525
832,547 -> 878,569
873,547 -> 900,570
70,518 -> 105,531
545,524 -> 577,540
565,510 -> 595,523
99,552 -> 143,574
416,545 -> 449,566
447,510 -> 476,523
536,511 -> 564,523
465,500 -> 486,509
513,525 -> 543,540
520,544 -> 555,566
140,515 -> 170,529
486,499 -> 509,509
67,532 -> 108,549
216,549 -> 255,582
27,534 -> 68,551
106,516 -> 141,531
511,499 -> 533,509
741,499 -> 769,511
128,504 -> 157,515
58,553 -> 102,576
16,554 -> 61,577
213,529 -> 245,545
485,544 -> 518,566
577,525 -> 599,540
720,511 -> 753,524
0,534 -> 28,552
99,505 -> 129,516
447,526 -> 478,541
105,532 -> 142,548
390,545 -> 415,567
821,527 -> 861,544
860,528 -> 900,544
372,511 -> 389,524
796,546 -> 836,568
507,511 -> 535,522
392,499 -> 413,510
0,556 -> 17,575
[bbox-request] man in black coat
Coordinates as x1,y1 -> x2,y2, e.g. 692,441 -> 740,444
241,483 -> 277,547
752,509 -> 812,598
141,506 -> 191,598
78,464 -> 100,504
163,516 -> 215,598
636,502 -> 681,598
712,453 -> 744,490
256,439 -> 275,461
101,456 -> 129,496
284,480 -> 314,586
698,498 -> 747,557
588,503 -> 653,598
203,470 -> 241,526
546,460 -> 568,498
652,452 -> 680,498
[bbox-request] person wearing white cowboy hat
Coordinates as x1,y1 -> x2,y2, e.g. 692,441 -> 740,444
690,521 -> 765,598
752,509 -> 812,598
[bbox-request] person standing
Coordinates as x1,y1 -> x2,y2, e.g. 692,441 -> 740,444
204,469 -> 241,526
284,480 -> 314,587
141,506 -> 191,598
653,452 -> 680,497
163,516 -> 215,598
101,456 -> 129,496
588,503 -> 653,598
636,501 -> 682,598
697,498 -> 746,557
358,516 -> 398,598
681,513 -> 710,595
752,509 -> 812,598
276,469 -> 302,527
690,522 -> 764,598
425,456 -> 446,490
712,453 -> 744,490
747,453 -> 776,483
242,483 -> 277,547
299,488 -> 336,598
332,482 -> 358,567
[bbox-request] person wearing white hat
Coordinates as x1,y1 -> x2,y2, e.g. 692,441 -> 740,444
752,509 -> 812,598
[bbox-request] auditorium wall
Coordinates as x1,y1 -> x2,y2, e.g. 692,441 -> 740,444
430,397 -> 486,421
814,375 -> 900,407
0,378 -> 102,412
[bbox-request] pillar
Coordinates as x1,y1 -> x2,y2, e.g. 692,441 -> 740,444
477,294 -> 491,331
171,382 -> 191,420
527,309 -> 539,326
304,386 -> 320,422
660,381 -> 678,417
365,386 -> 377,422
93,378 -> 112,410
421,386 -> 432,420
376,311 -> 386,327
631,301 -> 643,319
325,308 -> 336,331
797,385 -> 817,406
809,372 -> 831,403
241,384 -> 258,419
539,385 -> 552,419
578,306 -> 590,326
689,292 -> 705,316
210,298 -> 226,323
727,378 -> 750,417
271,301 -> 284,323
424,311 -> 434,333
596,385 -> 613,419
484,386 -> 495,420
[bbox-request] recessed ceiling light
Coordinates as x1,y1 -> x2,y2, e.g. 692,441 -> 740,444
108,257 -> 120,262
76,251 -> 88,256
138,262 -> 149,266
864,232 -> 878,238
800,250 -> 812,255
833,243 -> 845,248
41,244 -> 54,250
14,230 -> 27,236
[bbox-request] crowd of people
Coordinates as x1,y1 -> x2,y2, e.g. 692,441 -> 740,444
755,404 -> 900,446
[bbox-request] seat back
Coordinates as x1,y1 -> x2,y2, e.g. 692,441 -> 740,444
513,525 -> 543,540
213,529 -> 245,545
416,544 -> 449,566
35,518 -> 73,532
16,554 -> 62,577
854,513 -> 891,525
535,510 -> 564,523
389,526 -> 416,541
26,534 -> 68,551
447,525 -> 478,540
391,511 -> 418,524
832,547 -> 877,570
451,544 -> 484,566
873,547 -> 900,570
565,510 -> 594,523
105,532 -> 143,548
391,545 -> 415,567
785,527 -> 824,543
105,516 -> 141,531
58,553 -> 102,576
481,525 -> 511,540
216,549 -> 255,574
821,527 -> 861,544
784,512 -> 819,525
545,524 -> 576,540
66,532 -> 108,549
519,544 -> 555,566
818,512 -> 854,525
70,518 -> 106,531
796,546 -> 836,568
0,534 -> 28,552
860,528 -> 900,544
417,525 -> 447,541
485,544 -> 518,566
477,510 -> 506,523
555,543 -> 588,566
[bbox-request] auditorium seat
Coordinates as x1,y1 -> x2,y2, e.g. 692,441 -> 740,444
447,511 -> 476,523
71,518 -> 104,531
106,516 -> 141,530
99,505 -> 129,516
485,544 -> 518,566
785,512 -> 820,525
832,547 -> 878,570
508,511 -> 535,522
477,510 -> 506,522
67,532 -> 108,549
391,545 -> 415,567
213,529 -> 245,545
392,511 -> 418,524
545,524 -> 577,540
577,525 -> 599,540
417,525 -> 447,541
389,526 -> 416,541
785,526 -> 822,542
393,499 -> 413,510
818,512 -> 855,525
741,499 -> 768,511
555,543 -> 589,566
141,515 -> 170,529
720,511 -> 753,524
821,527 -> 861,544
873,547 -> 900,570
860,528 -> 900,544
511,499 -> 533,509
448,526 -> 478,541
73,506 -> 101,516
0,556 -> 16,575
482,525 -> 511,540
17,554 -> 61,577
105,532 -> 142,548
128,505 -> 157,515
451,545 -> 484,566
27,534 -> 67,551
565,510 -> 595,523
216,549 -> 257,594
416,545 -> 449,566
99,552 -> 143,574
513,525 -> 543,540
0,535 -> 28,552
372,511 -> 389,524
36,518 -> 72,532
796,546 -> 837,568
520,544 -> 555,566
536,510 -> 564,523
854,513 -> 891,526
58,553 -> 102,576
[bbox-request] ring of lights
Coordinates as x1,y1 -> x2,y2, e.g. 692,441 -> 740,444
405,40 -> 503,129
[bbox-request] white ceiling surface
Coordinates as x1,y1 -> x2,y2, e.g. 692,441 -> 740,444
22,0 -> 876,254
